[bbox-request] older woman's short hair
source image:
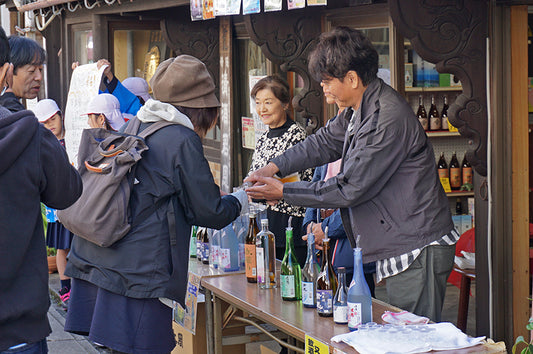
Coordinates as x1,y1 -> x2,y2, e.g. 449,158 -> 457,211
250,75 -> 290,105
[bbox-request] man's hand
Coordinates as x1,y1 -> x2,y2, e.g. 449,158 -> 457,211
244,162 -> 279,184
245,175 -> 283,205
312,222 -> 326,245
97,59 -> 114,82
302,222 -> 324,251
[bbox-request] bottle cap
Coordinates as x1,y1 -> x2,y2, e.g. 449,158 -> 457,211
261,219 -> 269,227
338,266 -> 346,273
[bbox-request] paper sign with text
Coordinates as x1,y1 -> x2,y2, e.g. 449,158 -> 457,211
305,334 -> 329,354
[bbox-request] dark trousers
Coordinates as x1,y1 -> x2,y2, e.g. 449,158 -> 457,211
1,340 -> 47,354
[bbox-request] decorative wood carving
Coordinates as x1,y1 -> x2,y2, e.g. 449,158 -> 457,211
244,10 -> 323,134
390,1 -> 488,176
161,10 -> 220,95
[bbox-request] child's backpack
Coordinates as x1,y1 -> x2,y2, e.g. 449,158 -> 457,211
57,116 -> 174,247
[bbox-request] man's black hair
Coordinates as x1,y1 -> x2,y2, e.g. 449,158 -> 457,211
0,27 -> 9,66
8,35 -> 46,73
308,26 -> 378,86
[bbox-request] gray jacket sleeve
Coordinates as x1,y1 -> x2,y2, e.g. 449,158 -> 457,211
282,110 -> 418,210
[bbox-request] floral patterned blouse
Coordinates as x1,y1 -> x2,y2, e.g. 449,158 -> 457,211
249,118 -> 313,217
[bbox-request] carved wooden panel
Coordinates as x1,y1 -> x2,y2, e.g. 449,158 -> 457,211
161,10 -> 220,95
390,1 -> 488,176
244,10 -> 323,134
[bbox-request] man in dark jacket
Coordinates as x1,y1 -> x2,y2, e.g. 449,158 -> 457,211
0,26 -> 83,353
246,27 -> 457,322
0,35 -> 46,112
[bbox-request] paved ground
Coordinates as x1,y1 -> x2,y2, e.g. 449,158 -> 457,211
46,271 -> 476,353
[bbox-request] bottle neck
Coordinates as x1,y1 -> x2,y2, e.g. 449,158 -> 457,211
338,272 -> 346,288
322,240 -> 330,266
285,229 -> 294,253
353,248 -> 365,279
306,234 -> 316,263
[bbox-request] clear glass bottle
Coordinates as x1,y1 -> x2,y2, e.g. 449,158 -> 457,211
347,248 -> 372,331
245,213 -> 259,283
280,219 -> 302,301
256,219 -> 276,289
316,229 -> 337,317
333,267 -> 348,324
302,231 -> 320,308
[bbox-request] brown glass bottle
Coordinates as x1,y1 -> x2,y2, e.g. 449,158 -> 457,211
441,96 -> 449,131
462,153 -> 473,185
245,213 -> 259,283
437,152 -> 449,180
316,232 -> 338,317
449,152 -> 461,190
429,95 -> 441,130
416,95 -> 428,131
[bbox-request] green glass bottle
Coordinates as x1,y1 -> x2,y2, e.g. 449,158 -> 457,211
280,218 -> 302,301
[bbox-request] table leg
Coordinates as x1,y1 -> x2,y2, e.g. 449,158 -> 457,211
205,289 -> 214,354
457,275 -> 471,332
213,295 -> 223,353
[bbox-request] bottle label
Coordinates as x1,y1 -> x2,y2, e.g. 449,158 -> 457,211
210,245 -> 220,268
418,117 -> 428,131
348,302 -> 362,329
280,275 -> 295,298
302,282 -> 315,306
245,244 -> 257,277
450,168 -> 461,188
220,248 -> 230,269
256,247 -> 265,284
437,169 -> 449,179
430,117 -> 441,130
462,167 -> 473,185
317,290 -> 333,314
441,116 -> 449,130
334,304 -> 348,324
202,242 -> 210,262
190,238 -> 196,257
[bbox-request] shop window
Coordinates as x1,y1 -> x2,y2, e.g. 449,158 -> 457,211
73,29 -> 94,65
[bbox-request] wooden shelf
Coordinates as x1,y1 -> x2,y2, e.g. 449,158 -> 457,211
446,191 -> 474,197
405,86 -> 463,92
427,131 -> 461,137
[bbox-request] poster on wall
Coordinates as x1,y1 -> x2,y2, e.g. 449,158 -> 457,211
288,0 -> 305,9
213,0 -> 242,16
64,63 -> 106,166
249,75 -> 267,146
190,0 -> 203,21
243,0 -> 260,14
265,0 -> 282,11
307,0 -> 326,5
203,0 -> 215,19
241,116 -> 255,149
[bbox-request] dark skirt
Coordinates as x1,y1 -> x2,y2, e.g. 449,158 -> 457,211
45,222 -> 73,250
64,278 -> 175,354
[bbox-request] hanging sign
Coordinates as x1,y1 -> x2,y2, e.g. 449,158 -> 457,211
305,334 -> 329,354
288,0 -> 305,9
265,0 -> 282,11
243,0 -> 260,14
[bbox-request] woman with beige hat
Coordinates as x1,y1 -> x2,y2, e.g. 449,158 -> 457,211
64,55 -> 247,354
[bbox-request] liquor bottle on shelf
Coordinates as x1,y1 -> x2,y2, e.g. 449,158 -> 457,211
441,95 -> 449,131
429,95 -> 441,131
416,95 -> 428,131
316,228 -> 337,317
333,267 -> 348,324
462,153 -> 473,185
189,225 -> 197,258
347,248 -> 372,331
245,213 -> 259,283
437,152 -> 449,180
449,152 -> 461,190
199,227 -> 210,264
280,217 -> 302,301
256,219 -> 276,289
302,230 -> 320,308
455,197 -> 463,215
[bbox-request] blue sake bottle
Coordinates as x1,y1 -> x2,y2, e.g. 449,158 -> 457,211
347,247 -> 372,330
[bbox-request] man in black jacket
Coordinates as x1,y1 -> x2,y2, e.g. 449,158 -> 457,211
0,26 -> 83,353
0,33 -> 46,112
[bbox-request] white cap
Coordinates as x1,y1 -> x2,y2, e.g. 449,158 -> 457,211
122,77 -> 151,103
34,99 -> 61,123
84,93 -> 125,131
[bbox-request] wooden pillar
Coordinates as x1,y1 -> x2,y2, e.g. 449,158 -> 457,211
510,5 -> 530,345
219,17 -> 233,193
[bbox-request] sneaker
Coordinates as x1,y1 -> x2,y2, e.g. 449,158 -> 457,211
58,287 -> 70,308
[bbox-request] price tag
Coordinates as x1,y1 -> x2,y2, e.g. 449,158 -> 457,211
305,334 -> 329,354
440,177 -> 452,193
448,123 -> 458,132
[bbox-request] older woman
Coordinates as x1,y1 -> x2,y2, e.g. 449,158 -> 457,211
64,55 -> 247,354
249,75 -> 313,266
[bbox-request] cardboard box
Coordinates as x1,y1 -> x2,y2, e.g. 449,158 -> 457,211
461,214 -> 473,233
439,73 -> 451,87
452,215 -> 462,235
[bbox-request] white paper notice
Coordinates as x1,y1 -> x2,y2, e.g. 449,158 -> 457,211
64,63 -> 106,167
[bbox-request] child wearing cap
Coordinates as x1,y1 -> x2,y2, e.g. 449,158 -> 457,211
33,98 -> 75,308
84,93 -> 126,131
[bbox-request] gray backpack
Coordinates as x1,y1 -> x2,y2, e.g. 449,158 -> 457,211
58,117 -> 174,247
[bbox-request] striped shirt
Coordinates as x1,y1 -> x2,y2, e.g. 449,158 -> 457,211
376,229 -> 461,283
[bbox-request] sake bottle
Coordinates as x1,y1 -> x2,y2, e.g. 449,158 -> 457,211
449,151 -> 461,190
429,95 -> 441,131
189,225 -> 197,258
333,267 -> 348,324
441,95 -> 449,131
316,228 -> 337,317
256,219 -> 276,289
462,153 -> 473,185
199,227 -> 210,264
437,152 -> 449,180
347,248 -> 372,331
245,213 -> 259,283
416,95 -> 428,131
301,231 -> 320,308
280,217 -> 302,301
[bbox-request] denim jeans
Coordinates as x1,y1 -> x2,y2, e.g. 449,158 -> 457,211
1,340 -> 47,354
